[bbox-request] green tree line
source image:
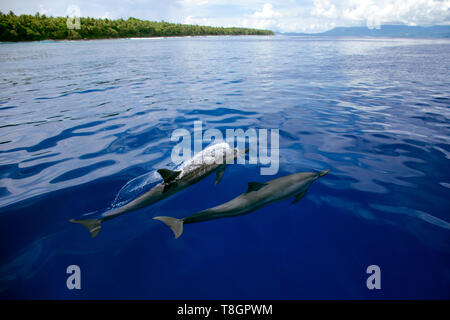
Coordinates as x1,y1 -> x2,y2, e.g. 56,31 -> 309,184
0,11 -> 273,41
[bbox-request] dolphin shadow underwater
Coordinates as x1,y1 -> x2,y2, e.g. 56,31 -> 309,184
154,169 -> 330,239
70,142 -> 248,238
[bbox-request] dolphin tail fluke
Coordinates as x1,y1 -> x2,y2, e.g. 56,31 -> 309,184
69,218 -> 102,238
319,169 -> 330,177
153,216 -> 184,239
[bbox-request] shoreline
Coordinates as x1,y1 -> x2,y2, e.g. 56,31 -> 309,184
2,34 -> 449,44
0,34 -> 275,44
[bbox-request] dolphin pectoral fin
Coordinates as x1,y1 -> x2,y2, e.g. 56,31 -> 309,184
70,218 -> 102,238
157,169 -> 181,184
153,216 -> 184,239
292,190 -> 308,204
163,182 -> 177,193
215,166 -> 226,185
246,182 -> 267,193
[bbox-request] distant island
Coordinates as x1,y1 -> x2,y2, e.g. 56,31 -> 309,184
281,25 -> 450,38
0,11 -> 273,42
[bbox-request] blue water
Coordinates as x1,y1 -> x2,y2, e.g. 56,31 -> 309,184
0,36 -> 449,299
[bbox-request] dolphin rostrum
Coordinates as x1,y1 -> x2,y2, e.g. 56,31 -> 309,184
70,142 -> 248,238
153,169 -> 330,239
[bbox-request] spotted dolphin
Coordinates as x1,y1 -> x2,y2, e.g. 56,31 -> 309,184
153,169 -> 330,239
70,142 -> 248,238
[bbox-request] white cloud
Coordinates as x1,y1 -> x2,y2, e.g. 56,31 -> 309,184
184,15 -> 214,25
252,3 -> 281,19
319,0 -> 450,29
236,2 -> 339,32
236,3 -> 282,30
178,0 -> 210,6
312,0 -> 338,19
38,4 -> 52,16
2,0 -> 450,32
99,11 -> 113,19
65,4 -> 81,17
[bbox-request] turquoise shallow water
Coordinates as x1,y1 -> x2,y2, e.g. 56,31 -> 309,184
0,36 -> 449,299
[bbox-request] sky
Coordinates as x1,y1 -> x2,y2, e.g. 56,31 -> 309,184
1,0 -> 450,33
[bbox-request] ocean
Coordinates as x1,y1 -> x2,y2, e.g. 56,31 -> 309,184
0,35 -> 449,299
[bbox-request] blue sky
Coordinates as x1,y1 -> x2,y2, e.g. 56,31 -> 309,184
1,0 -> 449,32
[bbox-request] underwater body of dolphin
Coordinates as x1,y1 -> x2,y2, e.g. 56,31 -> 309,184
70,142 -> 247,238
153,169 -> 330,239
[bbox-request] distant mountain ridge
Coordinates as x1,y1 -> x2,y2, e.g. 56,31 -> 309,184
281,25 -> 450,38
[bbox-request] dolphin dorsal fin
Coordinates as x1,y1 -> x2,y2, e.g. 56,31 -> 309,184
246,182 -> 267,193
157,169 -> 181,184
